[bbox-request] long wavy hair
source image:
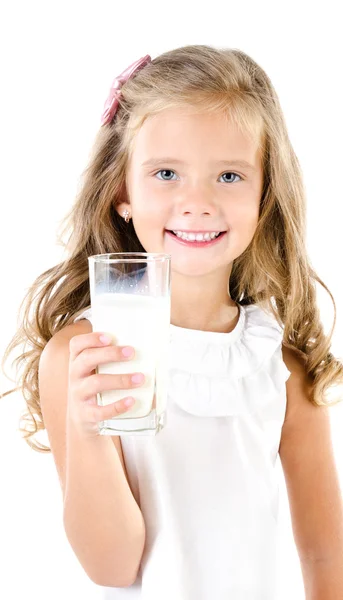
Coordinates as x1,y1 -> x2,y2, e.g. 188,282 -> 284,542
1,44 -> 342,453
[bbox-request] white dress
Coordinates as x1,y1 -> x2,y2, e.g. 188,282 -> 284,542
74,302 -> 291,599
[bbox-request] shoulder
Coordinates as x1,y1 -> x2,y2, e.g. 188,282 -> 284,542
281,343 -> 308,380
281,343 -> 319,424
44,318 -> 92,353
40,318 -> 93,376
40,319 -> 93,388
58,317 -> 93,340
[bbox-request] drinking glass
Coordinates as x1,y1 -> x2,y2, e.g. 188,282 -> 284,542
88,253 -> 171,436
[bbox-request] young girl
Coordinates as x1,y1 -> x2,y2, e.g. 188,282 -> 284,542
2,44 -> 343,598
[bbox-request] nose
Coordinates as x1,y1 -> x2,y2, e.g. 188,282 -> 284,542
175,182 -> 218,217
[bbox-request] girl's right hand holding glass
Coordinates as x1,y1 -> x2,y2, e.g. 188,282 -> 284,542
67,332 -> 145,438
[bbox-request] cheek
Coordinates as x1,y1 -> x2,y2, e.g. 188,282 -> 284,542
228,212 -> 259,252
135,206 -> 166,231
135,192 -> 168,227
132,205 -> 166,250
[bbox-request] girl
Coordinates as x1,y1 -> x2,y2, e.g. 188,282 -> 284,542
2,45 -> 343,598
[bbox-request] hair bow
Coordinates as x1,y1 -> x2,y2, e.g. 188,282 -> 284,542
100,54 -> 151,126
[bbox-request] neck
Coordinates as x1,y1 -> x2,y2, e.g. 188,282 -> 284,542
170,268 -> 239,333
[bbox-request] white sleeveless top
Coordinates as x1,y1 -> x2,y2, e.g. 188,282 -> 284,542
74,303 -> 291,599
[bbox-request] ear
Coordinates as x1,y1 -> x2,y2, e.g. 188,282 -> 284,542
114,184 -> 131,219
115,200 -> 130,219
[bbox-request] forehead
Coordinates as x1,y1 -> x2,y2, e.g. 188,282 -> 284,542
129,107 -> 262,168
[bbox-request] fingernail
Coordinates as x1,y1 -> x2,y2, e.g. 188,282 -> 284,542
99,334 -> 111,344
124,397 -> 135,407
122,346 -> 134,357
131,373 -> 144,384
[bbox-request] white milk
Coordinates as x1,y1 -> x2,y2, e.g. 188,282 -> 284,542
92,292 -> 170,419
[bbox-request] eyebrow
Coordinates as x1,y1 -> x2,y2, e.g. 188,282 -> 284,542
141,157 -> 257,171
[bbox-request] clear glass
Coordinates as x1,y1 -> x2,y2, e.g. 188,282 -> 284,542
88,253 -> 171,436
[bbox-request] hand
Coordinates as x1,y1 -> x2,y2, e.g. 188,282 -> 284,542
67,332 -> 145,438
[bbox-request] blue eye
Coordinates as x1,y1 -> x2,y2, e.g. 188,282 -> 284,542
219,172 -> 242,183
155,169 -> 177,181
154,169 -> 242,183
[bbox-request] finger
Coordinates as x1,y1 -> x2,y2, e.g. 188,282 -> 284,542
72,344 -> 135,378
78,371 -> 145,401
69,331 -> 115,361
85,396 -> 135,423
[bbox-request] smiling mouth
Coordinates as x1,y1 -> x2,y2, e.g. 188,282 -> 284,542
165,229 -> 227,247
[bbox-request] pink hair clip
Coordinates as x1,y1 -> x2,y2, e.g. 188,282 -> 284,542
100,54 -> 151,126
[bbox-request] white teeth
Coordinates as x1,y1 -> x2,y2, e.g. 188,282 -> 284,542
172,230 -> 221,242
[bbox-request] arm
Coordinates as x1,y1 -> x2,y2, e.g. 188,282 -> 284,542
300,556 -> 343,599
39,321 -> 146,588
279,345 -> 343,598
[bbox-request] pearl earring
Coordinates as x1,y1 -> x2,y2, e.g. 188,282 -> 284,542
123,209 -> 131,223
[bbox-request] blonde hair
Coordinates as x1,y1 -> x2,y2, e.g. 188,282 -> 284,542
1,44 -> 342,453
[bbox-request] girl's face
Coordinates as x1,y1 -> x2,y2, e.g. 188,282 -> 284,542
118,107 -> 264,277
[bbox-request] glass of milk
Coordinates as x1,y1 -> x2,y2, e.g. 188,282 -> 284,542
88,253 -> 171,436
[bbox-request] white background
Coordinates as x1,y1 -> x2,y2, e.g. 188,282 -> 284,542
0,1 -> 342,598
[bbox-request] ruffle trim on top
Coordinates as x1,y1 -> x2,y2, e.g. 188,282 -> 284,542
167,304 -> 291,417
73,303 -> 291,418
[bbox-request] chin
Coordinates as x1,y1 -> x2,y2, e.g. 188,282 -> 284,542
170,261 -> 219,277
